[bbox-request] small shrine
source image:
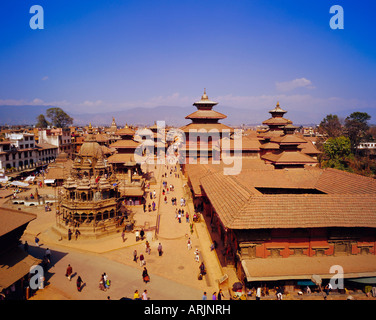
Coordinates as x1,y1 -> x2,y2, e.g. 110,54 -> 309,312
53,124 -> 132,239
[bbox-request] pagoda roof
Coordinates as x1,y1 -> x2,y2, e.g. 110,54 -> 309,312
116,126 -> 135,136
270,134 -> 308,145
110,139 -> 140,149
262,117 -> 292,126
261,151 -> 318,164
107,153 -> 136,165
259,142 -> 280,149
268,102 -> 287,115
185,109 -> 227,120
180,122 -> 234,133
193,89 -> 218,107
221,136 -> 261,151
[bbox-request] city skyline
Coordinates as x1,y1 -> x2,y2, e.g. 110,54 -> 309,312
1,0 -> 375,124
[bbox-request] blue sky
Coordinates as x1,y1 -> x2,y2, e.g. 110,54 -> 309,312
0,0 -> 375,124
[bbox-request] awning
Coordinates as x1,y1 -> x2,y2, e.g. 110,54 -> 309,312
44,179 -> 56,184
297,281 -> 316,286
24,176 -> 35,182
242,255 -> 376,282
347,277 -> 376,284
10,181 -> 29,187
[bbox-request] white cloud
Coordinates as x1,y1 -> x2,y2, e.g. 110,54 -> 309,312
79,100 -> 104,107
41,76 -> 49,81
275,78 -> 315,92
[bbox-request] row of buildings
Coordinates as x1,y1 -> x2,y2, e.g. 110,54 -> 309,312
1,89 -> 376,297
179,91 -> 376,291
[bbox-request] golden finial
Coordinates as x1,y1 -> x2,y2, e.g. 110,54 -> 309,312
276,101 -> 280,107
201,88 -> 208,100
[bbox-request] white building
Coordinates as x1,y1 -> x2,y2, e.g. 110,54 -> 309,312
38,128 -> 72,157
0,133 -> 58,172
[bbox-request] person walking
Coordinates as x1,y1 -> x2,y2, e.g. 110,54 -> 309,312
202,292 -> 207,300
145,241 -> 151,255
133,250 -> 138,262
212,292 -> 217,300
66,264 -> 73,281
68,229 -> 72,241
157,243 -> 163,256
103,273 -> 109,289
256,287 -> 261,301
75,229 -> 81,240
142,289 -> 148,300
217,289 -> 224,300
35,235 -> 40,247
187,238 -> 192,250
194,249 -> 200,262
76,276 -> 83,292
99,275 -> 106,291
139,254 -> 145,266
142,267 -> 150,283
45,248 -> 51,263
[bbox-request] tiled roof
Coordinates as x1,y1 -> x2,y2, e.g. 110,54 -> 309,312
0,207 -> 36,237
221,136 -> 261,151
107,153 -> 136,164
110,140 -> 140,149
270,134 -> 307,145
261,151 -> 318,164
199,167 -> 376,230
180,123 -> 234,133
233,194 -> 376,229
299,140 -> 322,155
185,110 -> 227,120
262,117 -> 291,126
315,168 -> 376,194
115,127 -> 135,136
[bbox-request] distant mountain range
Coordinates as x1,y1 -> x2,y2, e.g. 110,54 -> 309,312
0,104 -> 375,128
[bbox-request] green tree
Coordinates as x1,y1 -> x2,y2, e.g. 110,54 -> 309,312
35,114 -> 50,128
322,136 -> 353,170
46,107 -> 74,128
344,112 -> 371,152
318,114 -> 343,138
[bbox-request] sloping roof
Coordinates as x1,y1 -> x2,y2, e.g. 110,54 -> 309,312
261,151 -> 318,164
270,134 -> 307,145
110,140 -> 140,149
199,167 -> 376,230
262,117 -> 291,126
259,142 -> 280,149
221,136 -> 261,151
45,159 -> 73,180
180,123 -> 234,133
299,140 -> 322,155
0,207 -> 36,237
315,168 -> 376,194
0,248 -> 42,291
36,142 -> 58,150
185,110 -> 227,120
233,194 -> 376,229
107,153 -> 136,164
115,127 -> 135,136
